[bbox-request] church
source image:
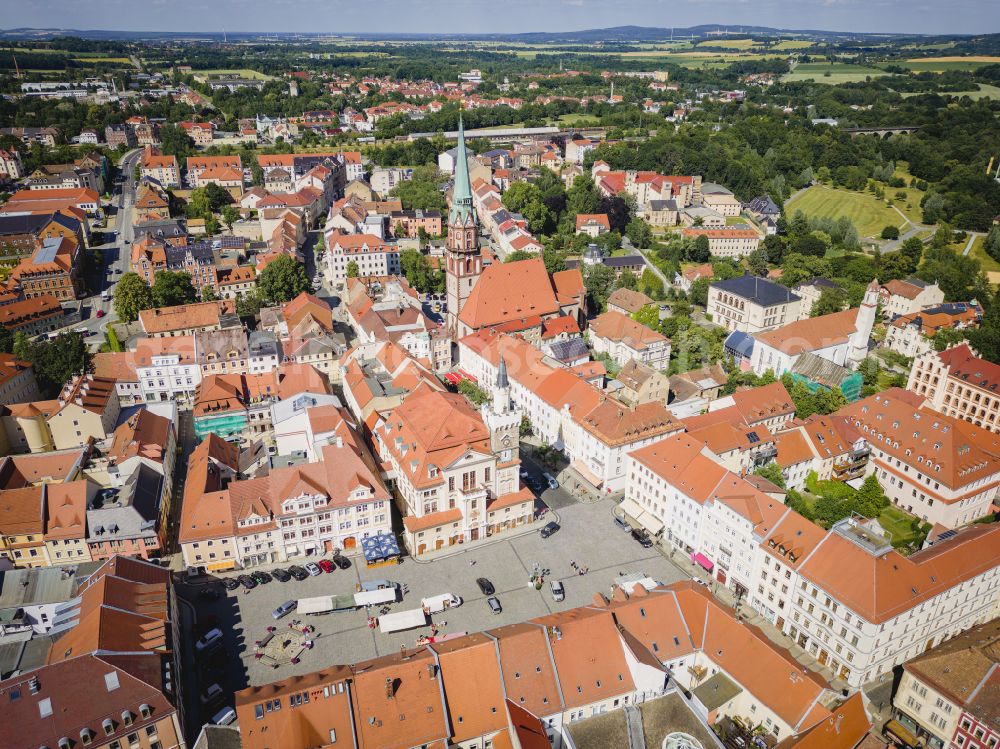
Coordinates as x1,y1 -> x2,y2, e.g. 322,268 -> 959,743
445,117 -> 586,341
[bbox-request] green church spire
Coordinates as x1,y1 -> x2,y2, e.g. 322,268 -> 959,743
449,114 -> 474,225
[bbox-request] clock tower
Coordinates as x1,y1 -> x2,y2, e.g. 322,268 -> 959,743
482,352 -> 520,465
445,115 -> 482,336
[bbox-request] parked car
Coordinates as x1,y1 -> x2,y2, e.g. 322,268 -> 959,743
304,562 -> 322,577
631,528 -> 653,549
333,555 -> 351,570
540,521 -> 560,539
288,565 -> 308,581
211,706 -> 237,726
543,473 -> 558,490
487,596 -> 502,614
476,577 -> 495,596
238,574 -> 257,590
222,577 -> 240,591
271,568 -> 291,582
519,469 -> 530,480
250,570 -> 272,584
272,600 -> 297,620
201,683 -> 224,705
95,309 -> 105,318
613,516 -> 631,532
194,628 -> 224,652
318,559 -> 335,574
550,580 -> 565,602
691,577 -> 708,587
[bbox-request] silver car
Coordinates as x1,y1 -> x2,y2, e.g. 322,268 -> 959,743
272,600 -> 297,620
304,562 -> 322,576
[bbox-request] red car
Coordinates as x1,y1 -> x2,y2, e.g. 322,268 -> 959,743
318,559 -> 335,574
96,310 -> 106,318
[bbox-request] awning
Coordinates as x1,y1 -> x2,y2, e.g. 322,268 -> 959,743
207,559 -> 237,571
884,720 -> 919,748
641,513 -> 665,536
616,497 -> 645,524
570,459 -> 603,489
361,532 -> 401,563
691,552 -> 714,572
444,370 -> 478,385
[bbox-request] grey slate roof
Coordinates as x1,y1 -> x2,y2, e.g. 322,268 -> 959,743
548,338 -> 590,362
711,272 -> 800,307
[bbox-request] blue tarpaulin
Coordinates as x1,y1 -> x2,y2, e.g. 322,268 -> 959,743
362,532 -> 401,563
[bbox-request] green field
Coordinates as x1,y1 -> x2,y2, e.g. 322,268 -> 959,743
968,235 -> 1000,274
697,38 -> 756,50
901,56 -> 1000,72
786,184 -> 906,239
193,68 -> 275,80
556,113 -> 602,126
772,40 -> 814,50
783,61 -> 890,84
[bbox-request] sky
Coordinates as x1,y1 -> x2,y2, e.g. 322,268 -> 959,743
3,0 -> 998,36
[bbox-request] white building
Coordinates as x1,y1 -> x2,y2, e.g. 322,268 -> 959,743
324,231 -> 400,286
134,336 -> 201,405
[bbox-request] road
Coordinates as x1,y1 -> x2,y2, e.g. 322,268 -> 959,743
621,236 -> 670,289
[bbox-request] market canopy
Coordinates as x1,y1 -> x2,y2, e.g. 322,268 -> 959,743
362,532 -> 401,563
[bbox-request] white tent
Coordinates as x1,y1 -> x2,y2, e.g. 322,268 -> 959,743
297,596 -> 334,615
354,588 -> 397,607
378,608 -> 428,633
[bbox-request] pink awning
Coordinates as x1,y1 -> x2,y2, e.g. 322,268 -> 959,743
691,552 -> 714,572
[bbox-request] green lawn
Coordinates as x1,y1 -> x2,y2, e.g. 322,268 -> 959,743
968,235 -> 1000,274
782,62 -> 891,84
900,57 -> 1000,72
878,505 -> 926,548
556,113 -> 602,126
785,184 -> 906,239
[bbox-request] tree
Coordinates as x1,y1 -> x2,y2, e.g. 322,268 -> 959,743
753,462 -> 786,489
746,248 -> 769,277
855,475 -> 889,518
157,123 -> 194,159
346,260 -> 359,278
235,289 -> 265,317
811,286 -> 848,317
932,326 -> 967,352
966,293 -> 1000,365
152,271 -> 197,308
881,225 -> 900,240
689,277 -> 710,307
221,205 -> 240,231
638,268 -> 664,300
13,333 -> 88,398
113,272 -> 154,322
584,263 -> 617,312
625,218 -> 652,249
201,285 -> 218,302
985,226 -> 1000,264
688,235 -> 711,263
457,378 -> 489,407
632,305 -> 660,330
257,253 -> 312,304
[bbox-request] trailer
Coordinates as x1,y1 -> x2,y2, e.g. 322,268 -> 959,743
354,587 -> 398,607
297,594 -> 356,615
420,593 -> 462,614
378,608 -> 428,633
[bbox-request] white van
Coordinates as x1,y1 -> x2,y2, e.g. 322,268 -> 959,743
421,593 -> 462,614
211,706 -> 237,726
195,628 -> 223,652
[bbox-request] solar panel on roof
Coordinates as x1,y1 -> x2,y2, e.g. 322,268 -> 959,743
747,431 -> 760,444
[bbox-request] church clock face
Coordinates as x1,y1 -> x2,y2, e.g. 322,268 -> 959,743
502,434 -> 511,447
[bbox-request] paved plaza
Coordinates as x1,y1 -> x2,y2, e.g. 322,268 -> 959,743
178,496 -> 690,693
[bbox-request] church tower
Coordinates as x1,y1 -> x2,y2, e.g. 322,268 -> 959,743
482,351 -> 520,465
445,115 -> 482,335
848,279 -> 880,367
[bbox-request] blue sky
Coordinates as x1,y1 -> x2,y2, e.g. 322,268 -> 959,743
4,0 -> 997,36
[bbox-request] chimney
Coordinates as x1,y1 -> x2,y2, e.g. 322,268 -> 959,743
385,677 -> 395,699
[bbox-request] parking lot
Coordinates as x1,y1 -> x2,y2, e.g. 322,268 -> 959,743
178,496 -> 688,696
